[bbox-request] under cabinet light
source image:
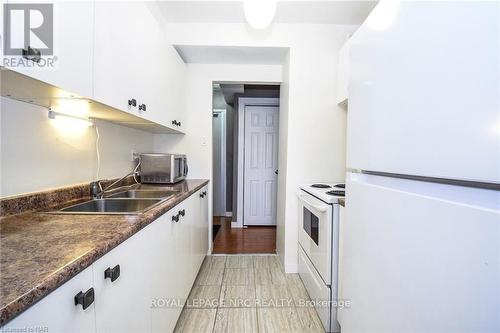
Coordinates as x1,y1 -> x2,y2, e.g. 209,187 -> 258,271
48,109 -> 94,127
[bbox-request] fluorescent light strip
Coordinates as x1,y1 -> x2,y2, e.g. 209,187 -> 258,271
47,109 -> 94,126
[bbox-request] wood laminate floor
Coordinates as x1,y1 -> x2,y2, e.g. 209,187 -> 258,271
174,255 -> 325,333
212,217 -> 276,254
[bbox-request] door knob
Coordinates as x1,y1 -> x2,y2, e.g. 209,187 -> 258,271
274,170 -> 279,175
74,288 -> 95,310
104,265 -> 121,282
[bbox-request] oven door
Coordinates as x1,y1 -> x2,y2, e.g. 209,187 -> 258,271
298,191 -> 333,285
172,156 -> 187,182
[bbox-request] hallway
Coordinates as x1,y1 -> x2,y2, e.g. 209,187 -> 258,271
212,217 -> 276,254
174,255 -> 324,333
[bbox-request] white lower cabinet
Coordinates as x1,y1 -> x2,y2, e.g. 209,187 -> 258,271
93,222 -> 155,333
3,266 -> 96,333
3,188 -> 209,333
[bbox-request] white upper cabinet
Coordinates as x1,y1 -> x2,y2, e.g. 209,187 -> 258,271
4,0 -> 94,97
155,44 -> 186,130
347,1 -> 500,183
93,1 -> 153,121
93,1 -> 186,130
336,38 -> 350,106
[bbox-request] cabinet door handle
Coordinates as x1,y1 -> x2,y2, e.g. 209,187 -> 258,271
200,193 -> 204,198
74,288 -> 95,310
178,121 -> 181,127
128,99 -> 137,107
139,104 -> 146,111
172,214 -> 180,222
104,265 -> 121,282
179,209 -> 185,217
22,46 -> 41,63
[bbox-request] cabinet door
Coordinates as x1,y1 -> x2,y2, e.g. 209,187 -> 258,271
199,186 -> 209,258
93,224 -> 154,333
158,45 -> 186,129
172,200 -> 194,299
150,208 -> 184,333
93,1 -> 152,122
6,0 -> 93,97
3,266 -> 95,333
336,39 -> 350,106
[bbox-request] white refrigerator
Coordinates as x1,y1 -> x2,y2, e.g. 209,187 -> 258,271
339,1 -> 500,332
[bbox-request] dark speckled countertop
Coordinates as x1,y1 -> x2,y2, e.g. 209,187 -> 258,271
0,179 -> 209,326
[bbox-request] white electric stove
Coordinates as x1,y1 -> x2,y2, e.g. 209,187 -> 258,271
297,182 -> 345,333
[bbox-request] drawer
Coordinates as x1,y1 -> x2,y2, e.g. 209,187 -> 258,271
298,245 -> 331,331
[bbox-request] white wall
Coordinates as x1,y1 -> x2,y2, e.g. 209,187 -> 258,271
154,63 -> 283,251
157,23 -> 355,272
0,97 -> 154,197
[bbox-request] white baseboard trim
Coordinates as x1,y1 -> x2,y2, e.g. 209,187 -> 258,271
225,211 -> 233,217
231,221 -> 244,228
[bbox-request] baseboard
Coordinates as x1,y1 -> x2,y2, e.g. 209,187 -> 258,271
231,221 -> 243,228
225,211 -> 233,217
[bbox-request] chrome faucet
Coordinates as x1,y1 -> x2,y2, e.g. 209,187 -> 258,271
90,172 -> 137,199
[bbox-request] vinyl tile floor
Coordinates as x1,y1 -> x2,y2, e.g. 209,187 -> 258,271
174,255 -> 325,333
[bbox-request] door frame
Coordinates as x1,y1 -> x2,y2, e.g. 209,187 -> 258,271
235,97 -> 280,228
212,108 -> 226,217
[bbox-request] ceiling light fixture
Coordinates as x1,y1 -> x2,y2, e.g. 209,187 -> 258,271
48,108 -> 94,127
243,0 -> 277,30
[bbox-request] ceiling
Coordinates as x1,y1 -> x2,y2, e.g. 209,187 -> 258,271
157,1 -> 377,25
174,45 -> 289,64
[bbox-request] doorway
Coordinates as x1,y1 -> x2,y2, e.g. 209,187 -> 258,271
212,83 -> 280,254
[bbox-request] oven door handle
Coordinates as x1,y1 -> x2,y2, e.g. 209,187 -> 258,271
297,193 -> 329,213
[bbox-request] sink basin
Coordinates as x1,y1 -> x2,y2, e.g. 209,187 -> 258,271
107,190 -> 179,199
55,198 -> 163,214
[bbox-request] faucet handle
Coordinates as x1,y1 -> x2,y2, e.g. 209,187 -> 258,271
90,181 -> 101,198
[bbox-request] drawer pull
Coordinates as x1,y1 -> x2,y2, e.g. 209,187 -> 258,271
104,265 -> 121,282
74,288 -> 94,310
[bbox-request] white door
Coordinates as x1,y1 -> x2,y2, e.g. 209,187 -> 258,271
212,110 -> 226,217
244,106 -> 279,226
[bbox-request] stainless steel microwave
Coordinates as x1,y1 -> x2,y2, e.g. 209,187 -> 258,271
139,153 -> 188,184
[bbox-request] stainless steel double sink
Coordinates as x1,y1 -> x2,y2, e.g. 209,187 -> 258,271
53,190 -> 179,215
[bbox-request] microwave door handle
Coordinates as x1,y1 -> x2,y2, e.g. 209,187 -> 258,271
297,194 -> 329,213
184,160 -> 188,176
